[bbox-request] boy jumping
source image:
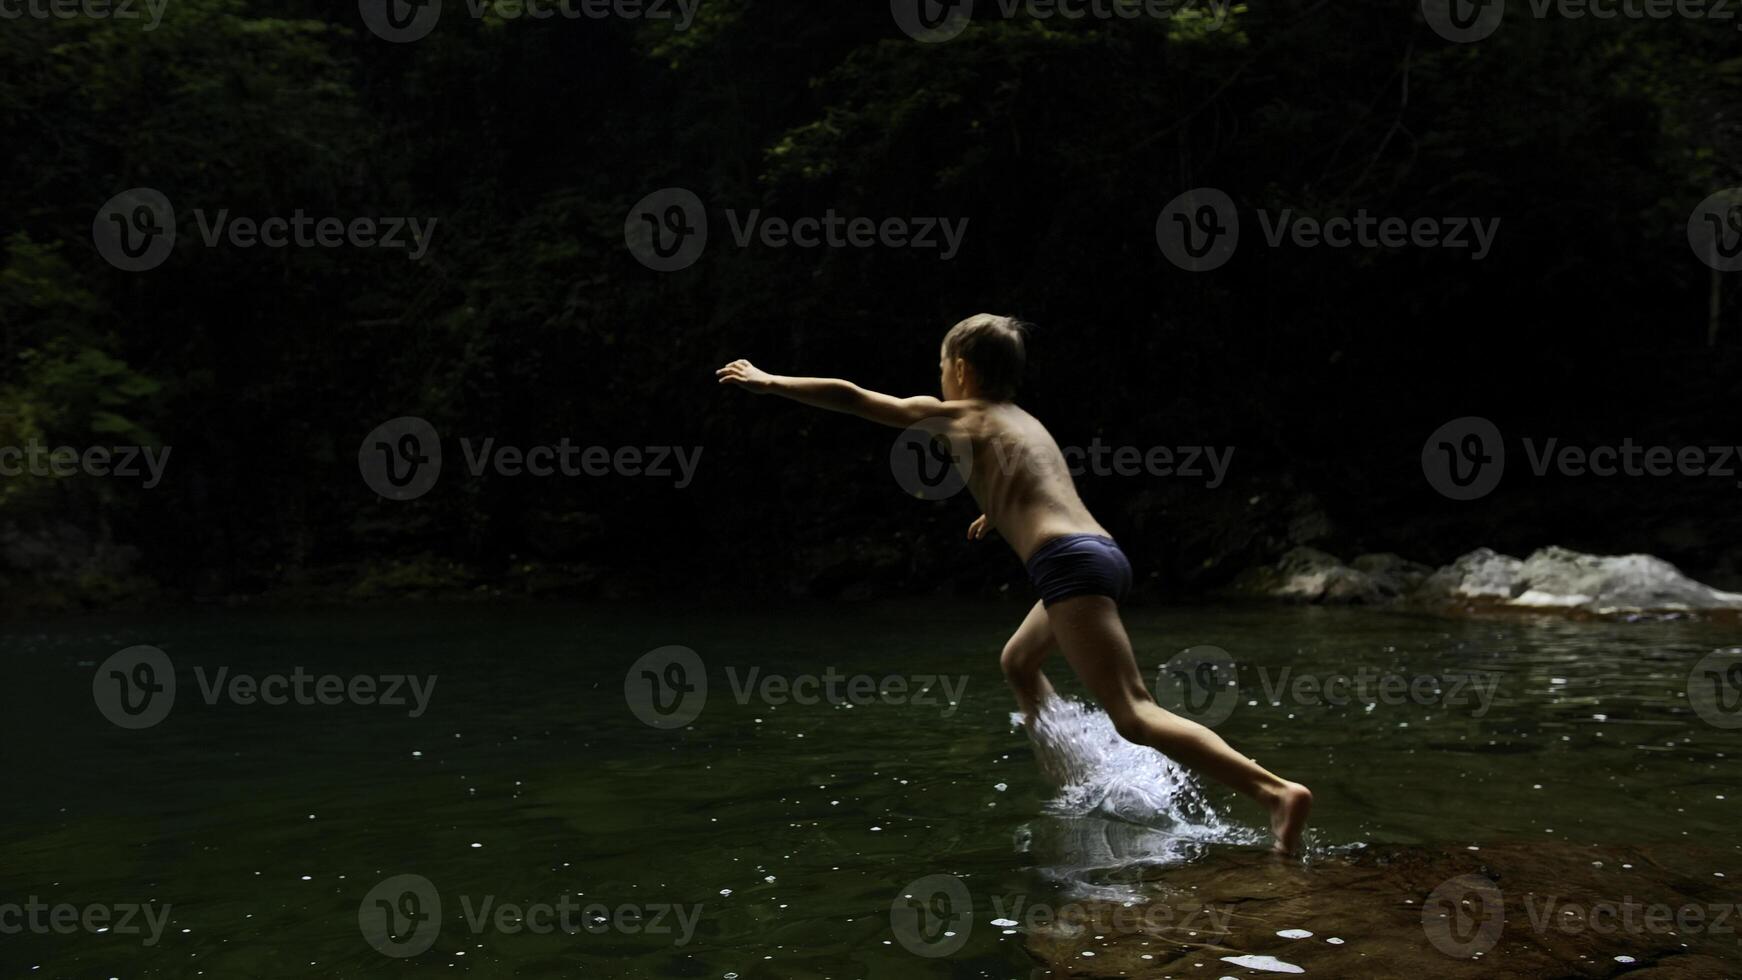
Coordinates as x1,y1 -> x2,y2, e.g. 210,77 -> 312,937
716,313 -> 1313,853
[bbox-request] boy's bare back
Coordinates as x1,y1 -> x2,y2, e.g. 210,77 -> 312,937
951,401 -> 1110,561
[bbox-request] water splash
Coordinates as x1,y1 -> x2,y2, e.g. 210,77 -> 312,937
1011,696 -> 1261,897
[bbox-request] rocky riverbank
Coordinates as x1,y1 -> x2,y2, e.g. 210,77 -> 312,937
1233,546 -> 1742,619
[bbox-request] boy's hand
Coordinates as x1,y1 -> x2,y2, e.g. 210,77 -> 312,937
967,514 -> 993,540
716,359 -> 777,394
715,363 -> 950,428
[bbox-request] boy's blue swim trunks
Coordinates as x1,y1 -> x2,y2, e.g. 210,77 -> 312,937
1025,533 -> 1132,607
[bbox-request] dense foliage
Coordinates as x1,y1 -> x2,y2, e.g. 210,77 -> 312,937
2,0 -> 1739,609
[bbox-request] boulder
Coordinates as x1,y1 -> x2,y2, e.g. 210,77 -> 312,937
1413,547 -> 1526,602
1512,546 -> 1742,613
1236,545 -> 1742,618
1351,552 -> 1435,598
1415,546 -> 1742,614
1231,547 -> 1386,605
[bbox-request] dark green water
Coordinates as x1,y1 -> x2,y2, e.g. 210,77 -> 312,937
2,601 -> 1737,977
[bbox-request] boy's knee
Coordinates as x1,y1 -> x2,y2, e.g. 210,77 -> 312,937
999,643 -> 1026,683
1111,711 -> 1150,745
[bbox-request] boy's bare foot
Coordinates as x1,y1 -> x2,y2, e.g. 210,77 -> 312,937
1266,782 -> 1314,855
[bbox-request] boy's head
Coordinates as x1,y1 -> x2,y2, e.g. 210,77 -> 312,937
940,313 -> 1028,402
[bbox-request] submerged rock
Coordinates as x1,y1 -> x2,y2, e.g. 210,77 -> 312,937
1021,840 -> 1739,978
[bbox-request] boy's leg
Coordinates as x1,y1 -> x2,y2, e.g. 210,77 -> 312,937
1000,600 -> 1057,722
1044,594 -> 1314,854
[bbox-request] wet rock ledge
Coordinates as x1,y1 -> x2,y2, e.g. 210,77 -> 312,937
1023,841 -> 1739,978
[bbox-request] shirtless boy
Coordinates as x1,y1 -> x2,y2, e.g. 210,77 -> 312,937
716,313 -> 1313,853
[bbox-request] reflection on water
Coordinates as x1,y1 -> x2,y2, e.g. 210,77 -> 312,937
1,600 -> 1738,978
1014,696 -> 1259,900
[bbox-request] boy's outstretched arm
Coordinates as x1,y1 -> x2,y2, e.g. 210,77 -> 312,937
716,359 -> 956,429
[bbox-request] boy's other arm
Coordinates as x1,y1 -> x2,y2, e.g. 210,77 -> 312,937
716,359 -> 956,429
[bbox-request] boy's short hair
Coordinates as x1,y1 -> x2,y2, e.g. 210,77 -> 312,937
942,314 -> 1029,401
